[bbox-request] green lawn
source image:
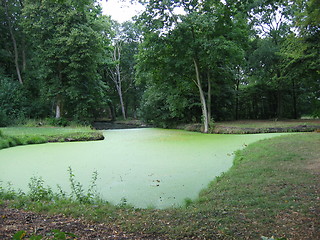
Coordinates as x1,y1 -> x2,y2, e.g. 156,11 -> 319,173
213,119 -> 320,134
1,126 -> 96,136
0,126 -> 103,150
215,119 -> 320,128
178,119 -> 320,134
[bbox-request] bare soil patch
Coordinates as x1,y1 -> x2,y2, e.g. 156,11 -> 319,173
0,205 -> 152,239
306,158 -> 320,174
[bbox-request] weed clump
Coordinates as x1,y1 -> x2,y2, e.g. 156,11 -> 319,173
13,229 -> 77,240
68,167 -> 99,204
28,177 -> 54,202
0,168 -> 100,205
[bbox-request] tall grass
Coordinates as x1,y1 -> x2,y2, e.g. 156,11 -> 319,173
0,168 -> 100,204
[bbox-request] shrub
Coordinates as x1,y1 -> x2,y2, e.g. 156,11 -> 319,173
0,139 -> 9,149
68,167 -> 99,203
45,117 -> 69,127
28,176 -> 54,201
0,78 -> 28,126
24,136 -> 47,144
0,182 -> 18,200
0,110 -> 9,127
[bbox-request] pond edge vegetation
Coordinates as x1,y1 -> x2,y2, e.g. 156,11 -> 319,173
0,127 -> 104,151
177,119 -> 320,134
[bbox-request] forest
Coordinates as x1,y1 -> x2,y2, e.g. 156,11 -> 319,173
0,0 -> 319,132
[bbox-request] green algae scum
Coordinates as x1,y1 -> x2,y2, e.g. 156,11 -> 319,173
0,129 -> 286,209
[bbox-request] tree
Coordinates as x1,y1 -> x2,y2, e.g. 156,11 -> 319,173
136,30 -> 199,127
137,0 -> 249,131
22,0 -> 109,121
105,21 -> 142,120
0,76 -> 27,126
246,0 -> 298,118
291,0 -> 320,117
1,0 -> 24,85
108,36 -> 126,119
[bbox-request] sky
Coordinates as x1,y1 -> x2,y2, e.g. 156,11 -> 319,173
98,0 -> 145,23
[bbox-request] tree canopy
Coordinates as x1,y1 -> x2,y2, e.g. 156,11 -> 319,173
0,0 -> 319,129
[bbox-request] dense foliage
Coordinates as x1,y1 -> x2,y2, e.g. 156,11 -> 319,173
0,0 -> 319,129
136,0 -> 320,131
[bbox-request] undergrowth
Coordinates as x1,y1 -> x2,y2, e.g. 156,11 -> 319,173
13,229 -> 77,240
0,167 -> 100,204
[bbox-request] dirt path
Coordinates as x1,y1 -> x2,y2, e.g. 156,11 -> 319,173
0,206 -> 153,240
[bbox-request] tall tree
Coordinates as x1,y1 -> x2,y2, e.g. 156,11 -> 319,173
137,0 -> 249,132
108,37 -> 126,119
248,0 -> 296,118
1,0 -> 24,85
22,0 -> 109,120
292,0 -> 320,117
105,21 -> 142,120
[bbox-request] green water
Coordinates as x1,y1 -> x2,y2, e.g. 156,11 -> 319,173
0,128 -> 285,209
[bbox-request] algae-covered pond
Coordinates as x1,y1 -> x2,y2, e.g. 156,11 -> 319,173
0,128 -> 286,209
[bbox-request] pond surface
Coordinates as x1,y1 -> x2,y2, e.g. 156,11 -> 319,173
0,128 -> 285,209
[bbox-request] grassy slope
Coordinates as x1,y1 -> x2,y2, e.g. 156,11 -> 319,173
214,120 -> 320,134
3,133 -> 319,239
179,119 -> 320,134
216,119 -> 320,128
0,127 -> 104,150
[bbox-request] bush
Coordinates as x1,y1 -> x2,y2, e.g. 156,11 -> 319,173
45,117 -> 69,127
0,135 -> 22,150
0,78 -> 28,126
0,139 -> 9,149
28,176 -> 54,201
0,134 -> 47,150
0,110 -> 9,127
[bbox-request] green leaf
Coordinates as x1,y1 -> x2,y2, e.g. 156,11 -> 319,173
12,231 -> 26,240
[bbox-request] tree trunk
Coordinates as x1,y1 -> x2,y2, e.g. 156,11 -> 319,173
276,69 -> 283,118
109,42 -> 126,120
292,78 -> 298,119
207,71 -> 211,123
276,90 -> 282,118
56,68 -> 63,119
117,87 -> 126,120
194,58 -> 209,133
22,36 -> 26,72
235,78 -> 240,120
116,64 -> 126,120
4,0 -> 23,85
55,99 -> 61,119
108,102 -> 116,121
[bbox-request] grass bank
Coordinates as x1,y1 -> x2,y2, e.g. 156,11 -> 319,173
179,119 -> 320,134
0,126 -> 104,150
1,133 -> 319,239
